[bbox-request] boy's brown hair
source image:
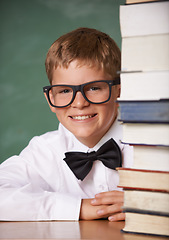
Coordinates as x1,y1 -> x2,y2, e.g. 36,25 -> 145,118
45,27 -> 121,84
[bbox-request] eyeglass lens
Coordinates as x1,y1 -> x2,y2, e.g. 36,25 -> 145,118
49,81 -> 110,107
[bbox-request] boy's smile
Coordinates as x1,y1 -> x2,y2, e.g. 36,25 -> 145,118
70,114 -> 97,120
47,61 -> 120,148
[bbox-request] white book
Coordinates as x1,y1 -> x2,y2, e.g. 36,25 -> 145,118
121,34 -> 169,72
120,1 -> 169,37
121,123 -> 169,146
118,71 -> 169,100
132,145 -> 169,171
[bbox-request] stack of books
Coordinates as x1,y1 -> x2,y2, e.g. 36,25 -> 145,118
117,0 -> 169,237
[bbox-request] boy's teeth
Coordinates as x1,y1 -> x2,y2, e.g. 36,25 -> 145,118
72,115 -> 92,120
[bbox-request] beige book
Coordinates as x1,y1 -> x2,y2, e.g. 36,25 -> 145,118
121,34 -> 169,72
120,1 -> 169,37
124,190 -> 169,214
118,168 -> 169,192
123,211 -> 169,237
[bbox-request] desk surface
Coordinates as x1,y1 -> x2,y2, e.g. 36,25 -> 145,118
0,220 -> 168,240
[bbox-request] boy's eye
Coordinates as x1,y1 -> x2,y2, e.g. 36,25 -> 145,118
86,85 -> 102,92
89,86 -> 101,91
52,86 -> 73,95
59,89 -> 71,94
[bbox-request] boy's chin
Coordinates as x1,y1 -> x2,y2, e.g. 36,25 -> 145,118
71,130 -> 105,147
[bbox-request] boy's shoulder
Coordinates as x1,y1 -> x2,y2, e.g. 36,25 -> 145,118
29,129 -> 59,145
26,123 -> 72,152
16,123 -> 72,165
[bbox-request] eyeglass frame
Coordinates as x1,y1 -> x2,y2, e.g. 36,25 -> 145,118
43,77 -> 120,108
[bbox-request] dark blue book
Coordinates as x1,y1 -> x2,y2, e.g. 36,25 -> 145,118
118,99 -> 169,123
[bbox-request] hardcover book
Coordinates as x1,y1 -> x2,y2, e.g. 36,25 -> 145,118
131,144 -> 169,171
121,34 -> 169,72
118,99 -> 169,123
117,168 -> 169,192
120,1 -> 169,37
122,210 -> 169,237
118,71 -> 169,101
121,122 -> 169,146
123,189 -> 169,214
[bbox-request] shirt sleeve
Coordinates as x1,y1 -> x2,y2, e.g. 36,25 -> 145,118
0,135 -> 81,221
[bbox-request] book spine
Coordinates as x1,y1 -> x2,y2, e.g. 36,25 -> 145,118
118,100 -> 169,123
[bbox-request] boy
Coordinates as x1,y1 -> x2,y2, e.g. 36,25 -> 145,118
0,28 -> 133,221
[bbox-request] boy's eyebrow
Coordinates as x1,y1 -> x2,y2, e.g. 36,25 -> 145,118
49,78 -> 120,87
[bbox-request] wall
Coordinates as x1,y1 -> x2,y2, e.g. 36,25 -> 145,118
0,0 -> 125,163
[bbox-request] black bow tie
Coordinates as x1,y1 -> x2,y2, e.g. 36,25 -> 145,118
63,138 -> 122,181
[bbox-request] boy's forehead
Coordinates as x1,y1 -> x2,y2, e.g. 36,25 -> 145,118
58,59 -> 101,70
51,61 -> 112,85
53,60 -> 104,75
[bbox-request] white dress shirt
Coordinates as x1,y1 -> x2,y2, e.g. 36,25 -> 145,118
0,117 -> 133,221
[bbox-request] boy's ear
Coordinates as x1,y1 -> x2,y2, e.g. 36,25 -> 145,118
44,93 -> 56,113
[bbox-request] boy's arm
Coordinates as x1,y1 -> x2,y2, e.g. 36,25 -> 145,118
80,191 -> 124,221
0,156 -> 81,221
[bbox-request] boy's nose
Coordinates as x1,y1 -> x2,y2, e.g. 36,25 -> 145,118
71,91 -> 90,109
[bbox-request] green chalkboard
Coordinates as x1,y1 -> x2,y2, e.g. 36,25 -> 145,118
0,0 -> 125,163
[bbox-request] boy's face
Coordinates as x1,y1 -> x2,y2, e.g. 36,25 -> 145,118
46,61 -> 120,148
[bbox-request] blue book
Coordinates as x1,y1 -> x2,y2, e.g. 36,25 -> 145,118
118,99 -> 169,123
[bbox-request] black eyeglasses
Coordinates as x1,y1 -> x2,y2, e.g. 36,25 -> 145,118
43,77 -> 120,108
